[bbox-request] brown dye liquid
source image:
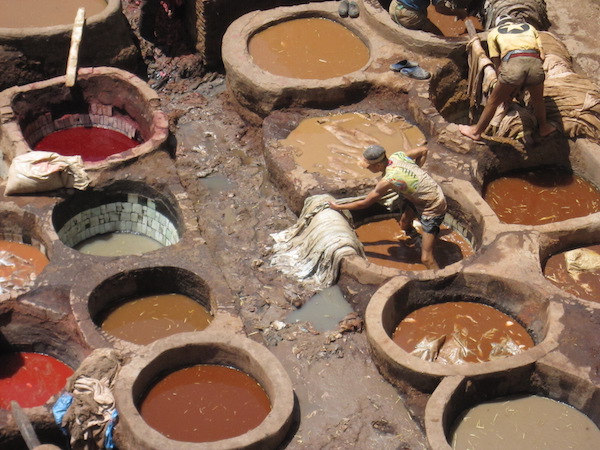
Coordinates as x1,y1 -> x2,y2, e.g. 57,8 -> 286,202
354,219 -> 474,271
451,394 -> 600,449
0,0 -> 107,28
74,232 -> 163,256
100,294 -> 212,345
483,167 -> 600,225
544,244 -> 600,304
279,112 -> 426,179
248,18 -> 369,80
426,5 -> 483,37
140,364 -> 271,443
392,302 -> 534,364
0,240 -> 49,289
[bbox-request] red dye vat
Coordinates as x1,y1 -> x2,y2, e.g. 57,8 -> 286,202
34,127 -> 139,162
0,352 -> 73,409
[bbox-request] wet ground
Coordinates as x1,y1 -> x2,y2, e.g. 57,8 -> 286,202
2,0 -> 599,448
112,0 -> 600,448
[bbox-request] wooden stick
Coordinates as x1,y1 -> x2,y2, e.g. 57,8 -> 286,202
10,401 -> 41,449
66,7 -> 86,87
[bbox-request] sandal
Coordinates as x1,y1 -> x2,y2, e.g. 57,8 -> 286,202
400,66 -> 431,80
390,59 -> 418,72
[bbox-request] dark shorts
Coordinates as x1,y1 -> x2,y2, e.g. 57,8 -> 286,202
498,56 -> 545,86
401,201 -> 445,235
420,214 -> 445,235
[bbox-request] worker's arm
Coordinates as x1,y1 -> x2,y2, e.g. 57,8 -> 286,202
329,179 -> 393,211
491,56 -> 501,70
404,146 -> 428,167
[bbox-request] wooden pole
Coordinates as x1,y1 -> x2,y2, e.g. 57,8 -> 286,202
66,7 -> 86,87
10,401 -> 41,449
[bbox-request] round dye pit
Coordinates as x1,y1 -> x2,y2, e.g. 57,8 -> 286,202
0,1 -> 139,91
0,0 -> 107,29
483,166 -> 600,225
99,293 -> 213,345
249,17 -> 369,80
354,213 -> 474,271
450,394 -> 600,449
140,364 -> 271,443
365,274 -> 559,391
0,67 -> 168,175
425,370 -> 600,450
88,266 -> 214,347
53,182 -> 181,257
0,206 -> 52,297
34,127 -> 140,163
0,240 -> 48,291
278,112 -> 426,180
0,352 -> 73,410
113,332 -> 294,449
391,301 -> 534,364
543,243 -> 600,304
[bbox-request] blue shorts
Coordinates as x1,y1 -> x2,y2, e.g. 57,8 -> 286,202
420,215 -> 445,235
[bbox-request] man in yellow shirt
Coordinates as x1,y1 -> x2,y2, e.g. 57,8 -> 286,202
459,15 -> 556,141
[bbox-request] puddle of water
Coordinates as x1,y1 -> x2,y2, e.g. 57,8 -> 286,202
199,173 -> 236,193
426,5 -> 483,37
74,232 -> 163,256
286,285 -> 353,332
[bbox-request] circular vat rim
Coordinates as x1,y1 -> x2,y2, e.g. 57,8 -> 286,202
51,180 -> 183,256
538,226 -> 600,305
72,265 -> 217,350
113,331 -> 295,450
222,3 -> 376,117
365,273 -> 561,392
0,0 -> 119,35
359,0 -> 469,57
0,66 -> 168,174
425,370 -> 600,450
342,184 -> 484,282
0,204 -> 55,299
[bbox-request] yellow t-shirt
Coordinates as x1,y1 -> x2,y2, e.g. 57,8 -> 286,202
487,23 -> 543,59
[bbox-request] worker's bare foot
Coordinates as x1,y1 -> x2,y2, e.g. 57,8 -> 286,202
458,124 -> 481,141
539,123 -> 557,137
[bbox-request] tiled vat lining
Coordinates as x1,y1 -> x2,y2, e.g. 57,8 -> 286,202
0,232 -> 47,257
22,104 -> 141,147
57,194 -> 179,249
443,212 -> 475,249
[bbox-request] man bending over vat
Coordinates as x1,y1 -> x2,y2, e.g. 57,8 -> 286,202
329,145 -> 447,270
389,0 -> 467,34
459,15 -> 556,141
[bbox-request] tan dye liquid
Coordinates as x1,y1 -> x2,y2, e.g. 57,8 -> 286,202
0,240 -> 48,288
392,302 -> 533,364
483,167 -> 600,225
248,17 -> 369,80
354,219 -> 473,271
279,112 -> 426,179
426,5 -> 483,37
140,364 -> 271,443
451,394 -> 600,449
74,232 -> 163,256
0,0 -> 107,28
544,244 -> 600,304
100,293 -> 212,345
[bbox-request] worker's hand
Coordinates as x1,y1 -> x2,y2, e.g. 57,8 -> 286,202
329,200 -> 343,211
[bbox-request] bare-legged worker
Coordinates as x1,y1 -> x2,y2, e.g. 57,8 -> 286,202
459,15 -> 556,141
389,0 -> 467,35
328,145 -> 447,270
